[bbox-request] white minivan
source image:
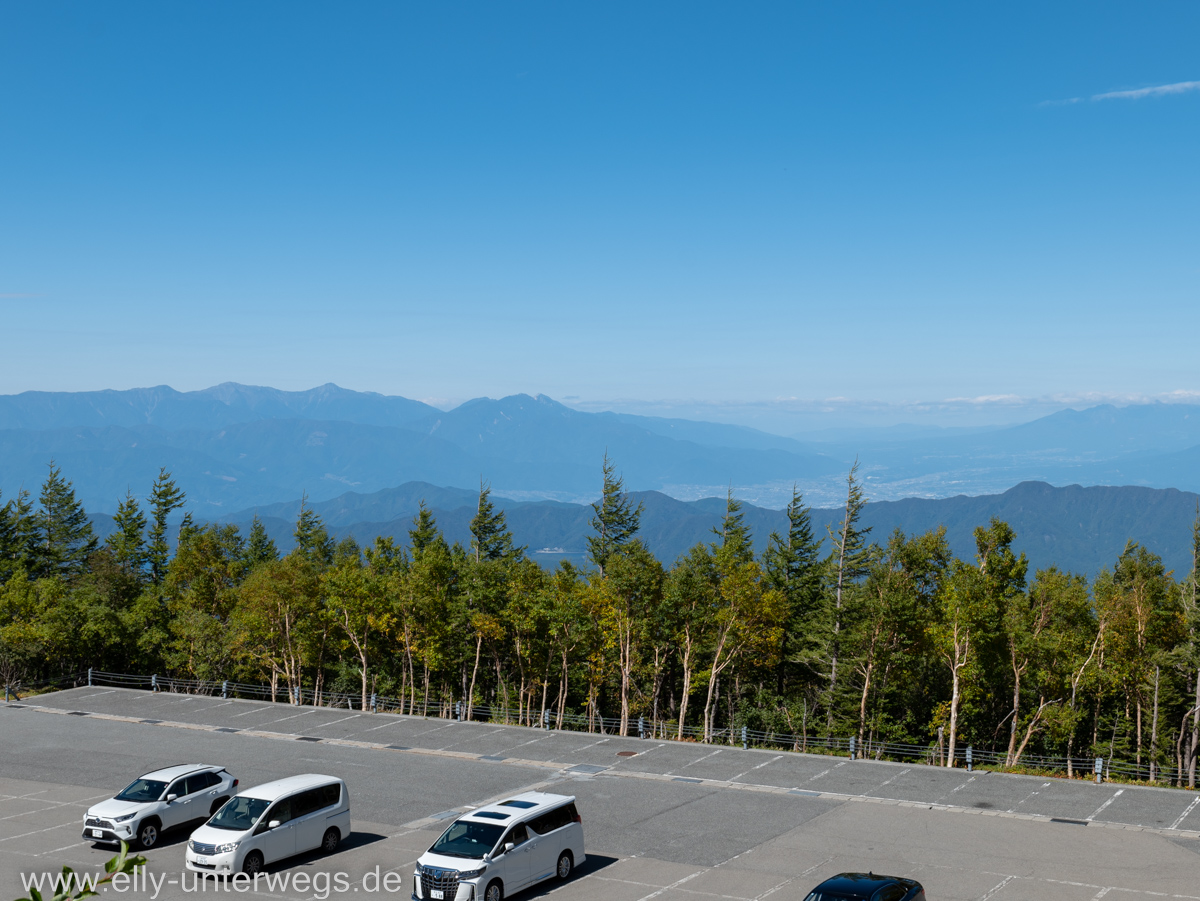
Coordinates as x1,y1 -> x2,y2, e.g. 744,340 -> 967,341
185,774 -> 351,876
413,791 -> 584,901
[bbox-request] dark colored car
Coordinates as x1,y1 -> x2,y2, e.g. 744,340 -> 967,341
803,872 -> 925,901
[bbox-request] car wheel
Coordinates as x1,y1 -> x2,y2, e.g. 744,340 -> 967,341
210,797 -> 229,816
136,819 -> 160,850
556,851 -> 573,880
242,852 -> 264,876
485,879 -> 503,901
322,828 -> 340,854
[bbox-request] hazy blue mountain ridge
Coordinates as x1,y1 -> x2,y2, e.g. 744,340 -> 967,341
212,480 -> 1200,580
8,385 -> 1200,516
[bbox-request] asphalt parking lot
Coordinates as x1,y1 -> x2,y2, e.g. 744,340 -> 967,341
3,687 -> 1200,901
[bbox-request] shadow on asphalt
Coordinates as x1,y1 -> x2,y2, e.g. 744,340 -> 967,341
520,855 -> 621,900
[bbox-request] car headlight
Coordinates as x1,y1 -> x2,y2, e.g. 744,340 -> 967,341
115,813 -> 137,823
216,842 -> 240,854
457,866 -> 487,880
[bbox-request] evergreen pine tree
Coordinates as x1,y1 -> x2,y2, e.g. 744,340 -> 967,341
34,461 -> 98,579
587,453 -> 644,575
824,459 -> 872,726
0,491 -> 18,585
106,490 -> 149,578
409,501 -> 444,556
293,495 -> 335,567
711,488 -> 754,566
470,481 -> 524,563
764,486 -> 824,691
148,468 -> 186,585
243,515 -> 279,568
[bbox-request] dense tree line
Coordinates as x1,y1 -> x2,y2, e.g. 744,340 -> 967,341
2,455 -> 1199,786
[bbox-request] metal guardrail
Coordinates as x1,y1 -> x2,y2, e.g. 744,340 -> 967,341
10,668 -> 1183,786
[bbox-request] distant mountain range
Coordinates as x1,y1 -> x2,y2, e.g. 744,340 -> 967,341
5,383 -> 1200,521
186,479 -> 1196,581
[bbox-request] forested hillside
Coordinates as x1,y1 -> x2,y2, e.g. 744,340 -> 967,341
214,479 -> 1200,579
9,384 -> 1200,514
4,459 -> 1200,788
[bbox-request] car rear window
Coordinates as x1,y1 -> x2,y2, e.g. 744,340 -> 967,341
529,803 -> 576,835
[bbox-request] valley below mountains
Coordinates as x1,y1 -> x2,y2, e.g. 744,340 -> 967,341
5,383 -> 1200,578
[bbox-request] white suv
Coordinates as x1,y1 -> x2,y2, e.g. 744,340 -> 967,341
83,764 -> 238,850
414,792 -> 584,901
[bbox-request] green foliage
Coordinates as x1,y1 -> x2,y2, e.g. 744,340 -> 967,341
293,496 -> 335,568
15,841 -> 146,901
470,482 -> 524,563
147,468 -> 186,585
587,453 -> 644,574
32,463 -> 97,580
106,492 -> 148,580
9,457 -> 1200,784
243,515 -> 279,568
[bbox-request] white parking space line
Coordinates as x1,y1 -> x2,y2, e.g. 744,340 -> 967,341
228,705 -> 276,718
731,755 -> 783,782
1170,794 -> 1200,830
1007,788 -> 1041,813
936,774 -> 975,803
1087,789 -> 1123,821
38,841 -> 88,856
361,719 -> 408,732
190,701 -> 234,713
567,737 -> 611,753
666,749 -> 723,775
0,821 -> 81,843
756,855 -> 836,900
634,867 -> 707,901
437,727 -> 508,750
258,709 -> 317,726
863,768 -> 910,796
408,722 -> 458,737
806,761 -> 846,784
0,793 -> 111,821
489,736 -> 544,754
314,714 -> 362,728
74,691 -> 116,700
258,710 -> 316,724
978,875 -> 1015,900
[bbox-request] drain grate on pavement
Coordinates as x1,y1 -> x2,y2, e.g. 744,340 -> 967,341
566,764 -> 608,775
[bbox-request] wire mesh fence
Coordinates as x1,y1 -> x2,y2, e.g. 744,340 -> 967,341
5,669 -> 1186,786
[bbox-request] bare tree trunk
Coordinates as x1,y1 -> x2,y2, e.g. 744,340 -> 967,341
1005,664 -> 1022,766
467,634 -> 482,720
1150,667 -> 1161,781
1190,669 -> 1200,789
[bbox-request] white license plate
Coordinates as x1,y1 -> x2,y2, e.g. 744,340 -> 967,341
196,857 -> 208,866
431,891 -> 444,899
91,829 -> 103,838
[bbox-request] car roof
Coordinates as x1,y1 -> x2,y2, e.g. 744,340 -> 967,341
460,791 -> 574,823
239,774 -> 343,801
812,873 -> 919,897
138,764 -> 222,782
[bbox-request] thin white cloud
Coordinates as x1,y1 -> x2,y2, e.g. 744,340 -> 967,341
1093,80 -> 1200,101
1042,80 -> 1200,107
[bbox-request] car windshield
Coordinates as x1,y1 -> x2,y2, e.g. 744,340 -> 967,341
208,796 -> 271,831
115,779 -> 168,802
803,894 -> 858,901
429,820 -> 506,859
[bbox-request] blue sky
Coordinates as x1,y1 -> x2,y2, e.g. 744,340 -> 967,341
2,2 -> 1197,433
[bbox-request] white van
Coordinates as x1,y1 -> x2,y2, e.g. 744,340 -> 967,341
413,791 -> 584,901
185,774 -> 351,876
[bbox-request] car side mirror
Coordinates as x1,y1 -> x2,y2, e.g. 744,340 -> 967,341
166,794 -> 177,803
269,820 -> 281,830
504,842 -> 514,853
